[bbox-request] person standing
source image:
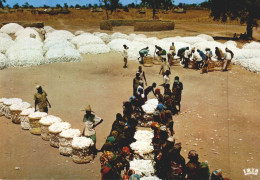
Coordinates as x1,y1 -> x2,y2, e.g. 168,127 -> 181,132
183,47 -> 191,68
159,58 -> 171,77
133,72 -> 141,96
137,66 -> 147,86
168,42 -> 176,65
197,49 -> 206,68
122,44 -> 129,68
191,49 -> 202,70
34,85 -> 51,113
223,48 -> 234,71
82,105 -> 103,145
172,76 -> 183,112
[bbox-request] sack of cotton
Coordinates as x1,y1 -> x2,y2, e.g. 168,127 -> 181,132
39,115 -> 62,141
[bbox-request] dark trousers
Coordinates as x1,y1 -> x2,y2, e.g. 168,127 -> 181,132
184,58 -> 189,68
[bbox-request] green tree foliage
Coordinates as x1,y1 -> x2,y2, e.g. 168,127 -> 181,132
56,4 -> 61,8
75,4 -> 81,8
0,0 -> 6,9
64,3 -> 68,8
22,2 -> 29,8
209,0 -> 260,38
100,0 -> 109,20
13,3 -> 20,9
141,0 -> 174,18
110,0 -> 119,14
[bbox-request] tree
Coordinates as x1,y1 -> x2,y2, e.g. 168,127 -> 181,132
209,0 -> 260,38
13,3 -> 20,9
64,3 -> 68,8
0,0 -> 6,9
161,0 -> 174,10
200,1 -> 210,9
75,4 -> 81,8
110,0 -> 119,14
141,0 -> 162,19
56,4 -> 61,8
22,2 -> 29,8
43,4 -> 50,8
100,0 -> 109,20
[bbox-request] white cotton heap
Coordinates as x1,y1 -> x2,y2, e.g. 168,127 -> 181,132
196,34 -> 214,41
142,99 -> 159,114
0,23 -> 24,34
48,122 -> 71,134
235,58 -> 260,73
74,30 -> 85,36
45,30 -> 75,41
45,47 -> 82,63
3,98 -> 22,105
134,130 -> 154,141
140,176 -> 160,180
0,53 -> 7,69
94,32 -> 112,44
10,102 -> 31,111
242,42 -> 260,49
130,159 -> 155,177
71,33 -> 104,47
44,26 -> 55,33
130,141 -> 154,156
20,108 -> 35,116
59,128 -> 81,138
224,40 -> 237,48
0,33 -> 12,40
28,112 -> 47,119
0,37 -> 14,54
15,27 -> 41,42
0,98 -> 7,103
111,32 -> 128,40
39,115 -> 62,126
233,49 -> 260,60
72,137 -> 94,149
43,39 -> 75,53
78,44 -> 111,54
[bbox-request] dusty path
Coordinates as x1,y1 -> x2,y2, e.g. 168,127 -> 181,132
0,52 -> 260,179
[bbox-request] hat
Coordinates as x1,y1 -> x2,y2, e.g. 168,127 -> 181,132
36,85 -> 41,89
155,88 -> 160,94
188,150 -> 198,158
84,105 -> 94,112
157,103 -> 163,110
151,122 -> 160,128
107,136 -> 116,143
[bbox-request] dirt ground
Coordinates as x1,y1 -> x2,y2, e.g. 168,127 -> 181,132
1,10 -> 260,180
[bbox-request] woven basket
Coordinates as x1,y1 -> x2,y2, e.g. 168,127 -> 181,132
208,61 -> 215,72
4,104 -> 11,119
227,62 -> 232,70
40,124 -> 51,141
29,117 -> 41,135
153,56 -> 162,65
59,137 -> 73,156
0,103 -> 4,116
72,146 -> 94,164
214,61 -> 224,71
49,132 -> 60,148
133,152 -> 154,160
20,115 -> 30,130
11,110 -> 22,124
143,56 -> 153,67
188,61 -> 196,69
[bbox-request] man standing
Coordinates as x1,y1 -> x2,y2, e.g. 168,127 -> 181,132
34,85 -> 51,113
138,47 -> 149,64
168,42 -> 176,65
197,49 -> 206,69
223,48 -> 234,71
159,58 -> 171,77
172,76 -> 183,112
133,72 -> 141,96
83,105 -> 103,145
183,47 -> 191,68
191,49 -> 202,70
122,44 -> 129,68
137,66 -> 147,86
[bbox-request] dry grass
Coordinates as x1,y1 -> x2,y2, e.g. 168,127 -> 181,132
134,20 -> 175,31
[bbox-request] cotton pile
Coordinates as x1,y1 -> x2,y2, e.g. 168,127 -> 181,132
134,130 -> 154,141
74,30 -> 85,36
45,47 -> 82,63
0,98 -> 7,103
48,122 -> 71,133
142,99 -> 159,114
43,39 -> 75,53
39,115 -> 62,126
9,102 -> 31,111
140,176 -> 160,180
130,159 -> 155,177
0,23 -> 24,34
72,137 -> 94,149
44,26 -> 55,33
197,34 -> 214,41
15,27 -> 41,42
3,98 -> 22,106
20,108 -> 35,116
235,58 -> 260,73
111,32 -> 128,40
59,128 -> 81,138
45,30 -> 75,41
0,53 -> 7,69
0,37 -> 14,54
0,33 -> 12,40
28,112 -> 47,119
243,42 -> 260,49
94,32 -> 112,44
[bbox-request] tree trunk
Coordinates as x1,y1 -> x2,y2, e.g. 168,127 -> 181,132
247,23 -> 253,39
104,1 -> 109,20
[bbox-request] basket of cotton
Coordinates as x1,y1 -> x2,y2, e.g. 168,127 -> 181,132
28,112 -> 47,135
72,137 -> 95,164
130,159 -> 155,177
39,115 -> 62,140
10,102 -> 31,124
0,98 -> 7,116
3,98 -> 22,119
208,60 -> 215,72
20,108 -> 35,130
48,122 -> 71,148
59,129 -> 81,156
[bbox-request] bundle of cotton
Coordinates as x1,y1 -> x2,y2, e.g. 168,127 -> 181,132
129,34 -> 147,41
15,27 -> 41,42
140,176 -> 160,180
133,37 -> 158,46
235,58 -> 260,73
0,33 -> 12,40
94,32 -> 112,44
72,136 -> 94,149
4,98 -> 22,106
197,34 -> 214,41
243,42 -> 260,49
43,39 -> 75,53
20,108 -> 35,130
45,47 -> 82,63
224,40 -> 237,48
45,30 -> 75,41
0,53 -> 7,69
130,159 -> 154,177
0,23 -> 24,34
44,26 -> 55,33
49,122 -> 71,147
71,33 -> 104,48
72,136 -> 95,163
0,37 -> 14,54
111,32 -> 128,40
59,128 -> 81,156
127,33 -> 137,41
0,98 -> 7,116
130,141 -> 154,156
28,112 -> 47,135
142,99 -> 159,114
28,112 -> 47,119
108,38 -> 131,52
179,36 -> 207,45
78,44 -> 111,54
74,30 -> 85,36
10,102 -> 31,124
7,49 -> 44,67
134,130 -> 154,141
40,115 -> 63,140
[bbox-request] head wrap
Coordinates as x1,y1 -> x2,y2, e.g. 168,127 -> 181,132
107,136 -> 116,143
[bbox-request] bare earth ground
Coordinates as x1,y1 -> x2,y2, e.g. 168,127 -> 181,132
1,10 -> 260,180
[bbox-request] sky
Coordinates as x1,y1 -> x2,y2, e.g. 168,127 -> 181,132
4,0 -> 206,7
